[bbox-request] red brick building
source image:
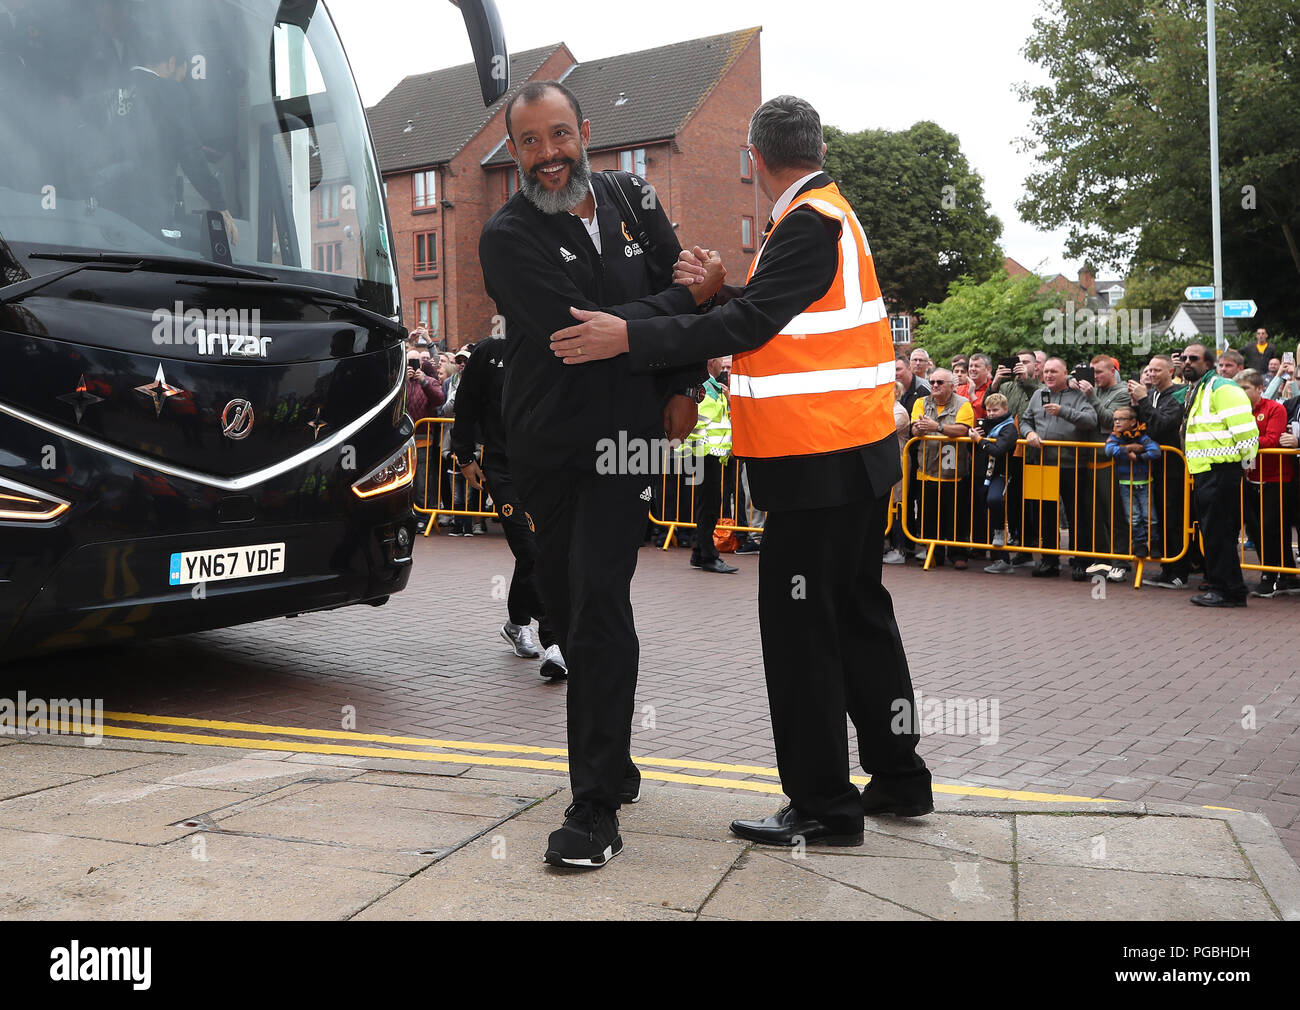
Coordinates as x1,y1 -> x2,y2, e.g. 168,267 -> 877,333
366,28 -> 763,348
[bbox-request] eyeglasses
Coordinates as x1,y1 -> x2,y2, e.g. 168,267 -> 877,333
930,379 -> 947,386
1183,354 -> 1202,362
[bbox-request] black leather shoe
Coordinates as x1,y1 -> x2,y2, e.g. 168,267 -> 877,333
1190,591 -> 1246,608
1031,561 -> 1060,578
729,805 -> 863,847
860,781 -> 935,817
1070,566 -> 1089,582
691,557 -> 738,574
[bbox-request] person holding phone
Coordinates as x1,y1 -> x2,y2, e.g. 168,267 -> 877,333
406,353 -> 445,521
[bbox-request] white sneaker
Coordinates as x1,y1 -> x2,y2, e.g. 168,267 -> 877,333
501,623 -> 540,658
913,547 -> 927,560
882,549 -> 906,565
1107,566 -> 1127,582
991,531 -> 1005,547
539,644 -> 568,680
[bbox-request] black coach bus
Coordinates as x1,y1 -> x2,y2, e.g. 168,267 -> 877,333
0,0 -> 507,658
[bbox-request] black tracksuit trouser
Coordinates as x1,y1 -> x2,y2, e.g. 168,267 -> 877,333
485,463 -> 555,648
513,464 -> 648,811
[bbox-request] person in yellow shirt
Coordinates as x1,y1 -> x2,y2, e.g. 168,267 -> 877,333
909,369 -> 975,568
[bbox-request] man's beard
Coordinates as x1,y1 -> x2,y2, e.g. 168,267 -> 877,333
519,146 -> 592,215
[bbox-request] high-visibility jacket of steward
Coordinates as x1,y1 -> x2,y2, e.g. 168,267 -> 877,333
1185,372 -> 1259,474
729,182 -> 895,459
676,376 -> 732,459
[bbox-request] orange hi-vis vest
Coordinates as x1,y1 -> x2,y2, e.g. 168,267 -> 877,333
730,181 -> 897,459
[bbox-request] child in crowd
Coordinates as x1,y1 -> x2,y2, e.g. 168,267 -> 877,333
971,393 -> 1020,573
1105,406 -> 1162,559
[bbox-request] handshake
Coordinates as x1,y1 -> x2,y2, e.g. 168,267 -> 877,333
673,246 -> 727,306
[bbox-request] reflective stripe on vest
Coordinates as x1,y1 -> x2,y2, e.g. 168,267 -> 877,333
731,182 -> 896,458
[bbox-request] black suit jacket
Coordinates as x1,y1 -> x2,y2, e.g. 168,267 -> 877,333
479,171 -> 704,470
626,173 -> 900,511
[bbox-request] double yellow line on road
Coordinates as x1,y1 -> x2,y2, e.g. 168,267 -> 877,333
88,710 -> 1119,805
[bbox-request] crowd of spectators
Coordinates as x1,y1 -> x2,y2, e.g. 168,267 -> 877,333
407,323 -> 1300,599
879,330 -> 1300,598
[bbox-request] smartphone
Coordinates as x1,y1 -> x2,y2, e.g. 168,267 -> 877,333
1072,364 -> 1095,385
999,357 -> 1018,371
1285,352 -> 1295,366
407,359 -> 421,370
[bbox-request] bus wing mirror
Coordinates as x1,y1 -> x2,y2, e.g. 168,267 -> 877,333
452,0 -> 509,106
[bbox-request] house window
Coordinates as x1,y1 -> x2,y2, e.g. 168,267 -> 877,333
618,148 -> 647,178
890,315 -> 911,344
414,232 -> 437,275
413,170 -> 437,211
318,183 -> 340,223
741,147 -> 753,182
502,168 -> 519,203
1107,286 -> 1125,306
416,299 -> 439,337
741,215 -> 755,252
314,241 -> 343,273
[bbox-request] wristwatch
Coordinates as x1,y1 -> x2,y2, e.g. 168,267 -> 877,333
678,385 -> 706,404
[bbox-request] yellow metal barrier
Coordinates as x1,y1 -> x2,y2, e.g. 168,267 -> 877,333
648,451 -> 763,550
1239,448 -> 1300,584
899,435 -> 1194,588
411,417 -> 497,536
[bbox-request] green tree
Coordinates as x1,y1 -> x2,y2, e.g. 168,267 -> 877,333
913,270 -> 1064,362
824,121 -> 1004,314
1017,0 -> 1300,334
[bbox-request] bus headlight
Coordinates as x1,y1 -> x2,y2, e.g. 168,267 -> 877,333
351,439 -> 416,500
0,477 -> 70,522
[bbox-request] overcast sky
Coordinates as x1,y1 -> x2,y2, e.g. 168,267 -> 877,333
328,0 -> 1079,280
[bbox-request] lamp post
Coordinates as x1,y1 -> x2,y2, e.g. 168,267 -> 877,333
1207,0 -> 1226,353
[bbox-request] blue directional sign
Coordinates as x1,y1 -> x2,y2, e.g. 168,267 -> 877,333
1185,286 -> 1215,300
1222,300 -> 1257,319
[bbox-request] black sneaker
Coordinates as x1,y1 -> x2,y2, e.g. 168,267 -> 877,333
1250,578 -> 1279,598
735,540 -> 761,555
617,760 -> 642,805
543,802 -> 623,869
1031,561 -> 1060,578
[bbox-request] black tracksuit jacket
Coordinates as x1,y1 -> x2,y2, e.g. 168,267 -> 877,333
478,171 -> 705,472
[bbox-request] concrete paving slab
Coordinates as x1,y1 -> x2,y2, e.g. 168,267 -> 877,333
1016,814 -> 1249,878
283,752 -> 476,777
362,811 -> 742,916
1019,864 -> 1278,921
1,832 -> 403,920
354,879 -> 693,921
0,770 -> 88,801
0,826 -> 142,916
700,849 -> 929,921
111,754 -> 365,793
760,848 -> 1014,921
860,813 -> 1015,862
211,780 -> 507,852
0,774 -> 247,845
0,743 -> 168,777
351,770 -> 560,802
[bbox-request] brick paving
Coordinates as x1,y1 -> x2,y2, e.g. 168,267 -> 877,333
3,527 -> 1297,862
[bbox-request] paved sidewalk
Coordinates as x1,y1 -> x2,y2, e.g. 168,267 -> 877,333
1,736 -> 1296,921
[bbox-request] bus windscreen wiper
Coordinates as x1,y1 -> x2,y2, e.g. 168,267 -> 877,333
30,251 -> 276,281
178,277 -> 400,333
1,253 -> 278,306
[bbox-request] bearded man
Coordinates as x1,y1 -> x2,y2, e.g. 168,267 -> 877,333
478,80 -> 721,869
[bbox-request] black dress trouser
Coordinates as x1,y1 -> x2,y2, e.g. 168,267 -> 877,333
758,490 -> 931,830
1194,463 -> 1247,600
513,463 -> 648,811
691,454 -> 722,564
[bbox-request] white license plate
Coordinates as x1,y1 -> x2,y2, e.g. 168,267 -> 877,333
169,543 -> 286,586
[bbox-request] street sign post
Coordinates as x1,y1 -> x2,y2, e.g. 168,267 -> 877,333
1185,286 -> 1215,300
1222,300 -> 1257,319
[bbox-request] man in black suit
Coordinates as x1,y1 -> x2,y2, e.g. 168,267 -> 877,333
551,95 -> 933,847
478,81 -> 712,868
